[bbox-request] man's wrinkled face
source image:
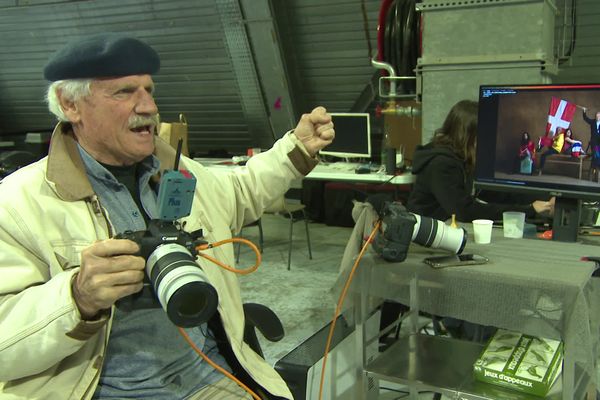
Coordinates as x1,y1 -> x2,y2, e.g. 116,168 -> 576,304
67,74 -> 159,166
596,112 -> 600,121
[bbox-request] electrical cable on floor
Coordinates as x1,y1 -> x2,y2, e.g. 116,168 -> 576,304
175,237 -> 263,400
318,220 -> 382,400
179,327 -> 261,400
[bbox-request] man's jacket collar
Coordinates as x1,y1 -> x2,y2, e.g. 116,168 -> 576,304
46,122 -> 177,201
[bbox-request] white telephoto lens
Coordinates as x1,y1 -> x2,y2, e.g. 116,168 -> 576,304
156,265 -> 209,311
146,243 -> 206,310
411,214 -> 465,254
429,219 -> 465,254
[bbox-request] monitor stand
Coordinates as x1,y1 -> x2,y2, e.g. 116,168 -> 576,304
552,197 -> 581,242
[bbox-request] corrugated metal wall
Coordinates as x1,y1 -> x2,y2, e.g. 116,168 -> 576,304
273,0 -> 381,113
0,0 -> 251,155
0,0 -> 598,156
0,0 -> 382,156
271,0 -> 385,155
554,0 -> 600,83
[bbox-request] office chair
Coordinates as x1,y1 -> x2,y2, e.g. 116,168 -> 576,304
264,196 -> 313,270
235,218 -> 263,263
209,303 -> 285,400
237,196 -> 313,270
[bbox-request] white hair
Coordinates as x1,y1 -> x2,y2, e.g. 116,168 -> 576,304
45,79 -> 93,121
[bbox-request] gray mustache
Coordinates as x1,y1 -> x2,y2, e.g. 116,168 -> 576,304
129,114 -> 160,129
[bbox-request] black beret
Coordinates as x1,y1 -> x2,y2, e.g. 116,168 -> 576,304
43,33 -> 160,81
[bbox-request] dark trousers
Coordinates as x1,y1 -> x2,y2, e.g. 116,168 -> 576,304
539,148 -> 559,169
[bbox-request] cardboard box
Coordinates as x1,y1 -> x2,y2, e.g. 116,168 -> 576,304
473,329 -> 563,397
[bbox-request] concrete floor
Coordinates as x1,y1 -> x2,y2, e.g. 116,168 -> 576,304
238,213 -> 352,365
237,213 -> 451,400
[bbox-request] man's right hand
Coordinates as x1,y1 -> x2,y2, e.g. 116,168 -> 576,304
72,239 -> 145,319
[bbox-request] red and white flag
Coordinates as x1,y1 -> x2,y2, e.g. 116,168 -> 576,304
546,97 -> 576,136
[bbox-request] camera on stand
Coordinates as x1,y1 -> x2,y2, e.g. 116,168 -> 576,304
116,143 -> 218,328
370,199 -> 467,262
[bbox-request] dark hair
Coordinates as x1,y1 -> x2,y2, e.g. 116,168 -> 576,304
521,131 -> 531,144
432,100 -> 478,171
565,127 -> 573,138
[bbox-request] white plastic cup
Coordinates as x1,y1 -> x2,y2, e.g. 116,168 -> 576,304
472,219 -> 494,244
503,211 -> 526,239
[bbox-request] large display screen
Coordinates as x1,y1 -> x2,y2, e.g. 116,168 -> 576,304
475,83 -> 600,201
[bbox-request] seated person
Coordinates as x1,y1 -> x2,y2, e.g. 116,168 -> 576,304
0,33 -> 335,399
407,100 -> 554,223
563,128 -> 583,157
401,100 -> 554,342
538,128 -> 583,174
538,128 -> 565,171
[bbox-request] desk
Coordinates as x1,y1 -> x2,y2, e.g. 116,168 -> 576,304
193,158 -> 416,185
336,206 -> 600,400
306,163 -> 415,185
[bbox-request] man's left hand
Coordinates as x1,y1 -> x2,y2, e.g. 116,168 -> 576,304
293,106 -> 335,157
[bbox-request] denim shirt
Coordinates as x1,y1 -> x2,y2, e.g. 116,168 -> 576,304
77,145 -> 227,399
77,145 -> 159,234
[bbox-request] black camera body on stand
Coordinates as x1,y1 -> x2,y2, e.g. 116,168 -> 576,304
370,199 -> 467,262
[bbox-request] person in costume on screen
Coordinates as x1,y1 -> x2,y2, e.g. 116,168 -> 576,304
537,127 -> 583,173
406,99 -> 554,223
581,107 -> 600,181
519,131 -> 535,174
563,128 -> 583,157
538,127 -> 567,172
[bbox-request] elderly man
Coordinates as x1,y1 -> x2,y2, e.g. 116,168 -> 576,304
0,33 -> 334,399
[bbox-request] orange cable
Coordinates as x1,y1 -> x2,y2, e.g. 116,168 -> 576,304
179,236 -> 262,399
195,237 -> 261,275
178,327 -> 261,400
317,220 -> 382,400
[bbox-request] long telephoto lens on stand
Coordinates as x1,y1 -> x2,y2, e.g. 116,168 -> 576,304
411,214 -> 467,254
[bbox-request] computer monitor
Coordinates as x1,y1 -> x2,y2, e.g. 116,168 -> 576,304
319,113 -> 371,159
475,83 -> 600,242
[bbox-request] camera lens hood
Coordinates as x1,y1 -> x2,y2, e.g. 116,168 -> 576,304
167,281 -> 218,327
147,243 -> 219,327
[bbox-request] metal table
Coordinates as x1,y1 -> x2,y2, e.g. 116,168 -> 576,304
335,204 -> 600,400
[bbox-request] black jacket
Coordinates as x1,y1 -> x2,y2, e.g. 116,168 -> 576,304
406,143 -> 534,222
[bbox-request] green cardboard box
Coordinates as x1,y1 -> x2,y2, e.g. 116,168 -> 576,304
473,329 -> 563,397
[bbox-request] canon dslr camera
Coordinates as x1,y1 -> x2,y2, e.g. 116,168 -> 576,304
116,152 -> 218,328
116,220 -> 217,328
372,200 -> 467,262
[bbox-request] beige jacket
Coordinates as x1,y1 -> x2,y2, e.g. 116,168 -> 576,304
0,123 -> 317,399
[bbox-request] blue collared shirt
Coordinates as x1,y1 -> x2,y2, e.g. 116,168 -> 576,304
78,146 -> 159,234
77,145 -> 227,399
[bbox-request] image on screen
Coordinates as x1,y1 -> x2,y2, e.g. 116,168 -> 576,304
319,113 -> 371,159
475,83 -> 600,201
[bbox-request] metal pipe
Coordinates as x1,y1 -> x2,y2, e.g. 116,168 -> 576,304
371,58 -> 397,96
